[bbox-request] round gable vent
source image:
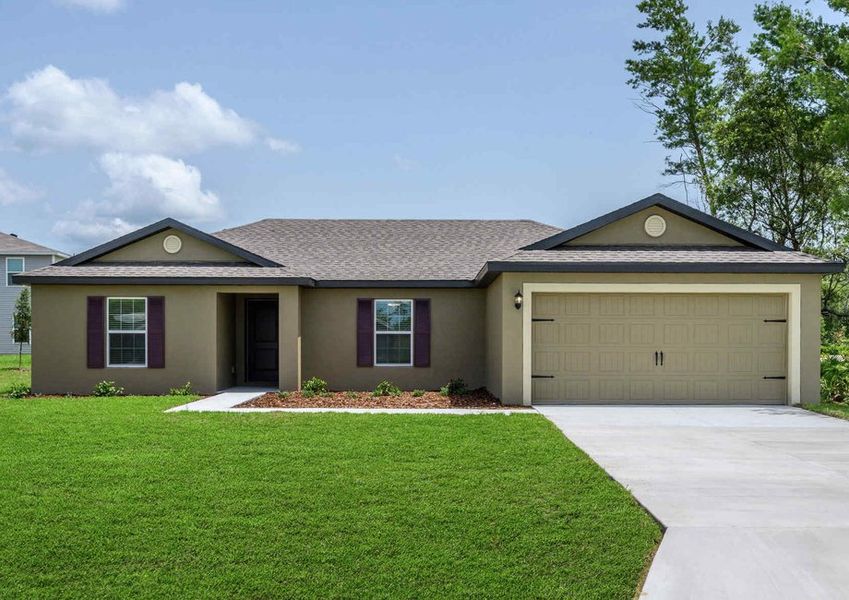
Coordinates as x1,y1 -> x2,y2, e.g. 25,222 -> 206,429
644,214 -> 667,238
163,234 -> 183,254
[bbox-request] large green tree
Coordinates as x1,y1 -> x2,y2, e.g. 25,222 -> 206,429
627,0 -> 849,336
626,0 -> 741,212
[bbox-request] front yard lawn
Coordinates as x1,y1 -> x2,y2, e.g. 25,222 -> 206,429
0,394 -> 660,599
0,353 -> 30,393
804,402 -> 849,421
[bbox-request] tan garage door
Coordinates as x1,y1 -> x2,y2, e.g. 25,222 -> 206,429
531,293 -> 787,405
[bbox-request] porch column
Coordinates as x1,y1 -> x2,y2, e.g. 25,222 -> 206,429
278,286 -> 302,391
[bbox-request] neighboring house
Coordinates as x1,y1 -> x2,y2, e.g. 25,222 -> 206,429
15,194 -> 843,405
0,232 -> 67,355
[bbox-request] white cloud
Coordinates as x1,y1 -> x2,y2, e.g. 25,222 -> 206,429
53,153 -> 222,246
57,0 -> 126,13
52,215 -> 135,246
393,154 -> 418,171
5,66 -> 261,155
0,169 -> 41,206
266,137 -> 301,154
98,153 -> 222,222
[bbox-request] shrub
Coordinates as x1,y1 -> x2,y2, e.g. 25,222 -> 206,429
345,390 -> 358,399
373,380 -> 401,396
5,382 -> 31,399
440,378 -> 467,397
821,344 -> 849,402
169,382 -> 194,396
301,390 -> 317,399
302,377 -> 329,394
412,389 -> 426,397
93,380 -> 124,397
277,391 -> 291,399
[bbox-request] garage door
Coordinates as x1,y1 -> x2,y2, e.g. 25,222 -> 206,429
531,293 -> 787,405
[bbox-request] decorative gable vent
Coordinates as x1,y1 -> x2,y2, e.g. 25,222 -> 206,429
163,234 -> 183,254
644,214 -> 667,238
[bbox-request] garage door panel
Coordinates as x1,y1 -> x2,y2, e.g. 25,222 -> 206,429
532,293 -> 787,405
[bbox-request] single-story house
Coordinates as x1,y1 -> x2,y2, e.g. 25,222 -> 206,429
0,232 -> 67,354
16,193 -> 843,405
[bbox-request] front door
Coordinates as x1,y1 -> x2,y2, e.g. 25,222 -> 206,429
246,298 -> 279,384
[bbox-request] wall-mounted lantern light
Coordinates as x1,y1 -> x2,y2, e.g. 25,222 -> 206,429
514,290 -> 523,310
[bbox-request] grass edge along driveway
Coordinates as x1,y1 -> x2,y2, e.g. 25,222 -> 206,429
0,395 -> 660,599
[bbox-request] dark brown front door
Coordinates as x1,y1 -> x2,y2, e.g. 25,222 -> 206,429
246,299 -> 279,384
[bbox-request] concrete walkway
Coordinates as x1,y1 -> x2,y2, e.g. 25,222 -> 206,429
536,405 -> 849,600
165,387 -> 273,412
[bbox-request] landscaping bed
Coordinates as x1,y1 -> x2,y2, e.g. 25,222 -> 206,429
238,388 -> 513,409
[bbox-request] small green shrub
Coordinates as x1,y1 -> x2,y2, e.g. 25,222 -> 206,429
821,344 -> 849,402
5,382 -> 31,399
302,377 -> 329,394
168,381 -> 194,396
345,390 -> 359,399
412,389 -> 426,397
277,391 -> 291,399
93,380 -> 124,397
373,380 -> 401,396
440,378 -> 467,397
301,390 -> 317,399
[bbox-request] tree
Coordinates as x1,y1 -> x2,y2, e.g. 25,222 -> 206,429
626,0 -> 741,212
10,287 -> 31,369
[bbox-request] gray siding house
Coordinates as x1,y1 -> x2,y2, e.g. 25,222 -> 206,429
0,232 -> 66,354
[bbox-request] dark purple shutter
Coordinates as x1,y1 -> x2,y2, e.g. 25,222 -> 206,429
86,296 -> 105,369
414,298 -> 431,368
356,298 -> 374,367
147,296 -> 165,368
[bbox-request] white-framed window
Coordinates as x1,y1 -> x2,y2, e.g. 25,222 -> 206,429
107,297 -> 147,367
374,299 -> 413,366
6,257 -> 24,286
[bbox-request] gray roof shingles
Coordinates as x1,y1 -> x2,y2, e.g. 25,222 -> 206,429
16,219 -> 842,284
0,232 -> 65,256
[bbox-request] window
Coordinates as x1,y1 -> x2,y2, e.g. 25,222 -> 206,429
107,298 -> 147,367
6,257 -> 23,286
375,299 -> 413,366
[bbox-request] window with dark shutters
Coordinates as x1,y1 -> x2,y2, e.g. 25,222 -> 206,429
147,296 -> 165,368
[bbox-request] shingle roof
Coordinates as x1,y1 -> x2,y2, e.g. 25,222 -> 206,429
0,232 -> 66,256
500,247 -> 830,265
15,216 -> 844,286
214,219 -> 562,281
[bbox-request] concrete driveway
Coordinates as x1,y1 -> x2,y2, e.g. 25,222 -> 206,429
536,405 -> 849,600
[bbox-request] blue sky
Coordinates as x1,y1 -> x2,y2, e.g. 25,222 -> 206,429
0,0 -> 825,252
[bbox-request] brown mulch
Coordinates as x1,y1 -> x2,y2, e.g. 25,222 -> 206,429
236,388 -> 517,409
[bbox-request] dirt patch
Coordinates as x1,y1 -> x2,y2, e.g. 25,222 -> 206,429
237,388 -> 515,409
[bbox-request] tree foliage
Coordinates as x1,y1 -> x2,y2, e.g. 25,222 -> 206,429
10,287 -> 31,369
628,0 -> 849,337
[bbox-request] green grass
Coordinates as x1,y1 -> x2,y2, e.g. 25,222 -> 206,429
803,401 -> 849,421
0,353 -> 30,392
0,394 -> 660,599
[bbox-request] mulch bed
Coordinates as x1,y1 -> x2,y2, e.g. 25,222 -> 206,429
237,388 -> 513,409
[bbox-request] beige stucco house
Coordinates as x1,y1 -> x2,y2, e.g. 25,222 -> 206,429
16,194 -> 843,405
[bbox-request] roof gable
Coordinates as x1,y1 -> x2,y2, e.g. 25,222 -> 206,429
523,194 -> 788,251
58,219 -> 280,267
0,232 -> 67,257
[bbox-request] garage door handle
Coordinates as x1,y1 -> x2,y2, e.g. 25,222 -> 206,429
660,351 -> 664,366
532,375 -> 555,379
532,318 -> 555,322
655,351 -> 659,366
764,319 -> 787,323
763,376 -> 786,380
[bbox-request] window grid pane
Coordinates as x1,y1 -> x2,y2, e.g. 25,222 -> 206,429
375,300 -> 412,332
108,333 -> 146,366
7,258 -> 23,286
375,333 -> 412,365
107,297 -> 147,365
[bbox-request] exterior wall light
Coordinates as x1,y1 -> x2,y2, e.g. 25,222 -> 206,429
514,290 -> 523,310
